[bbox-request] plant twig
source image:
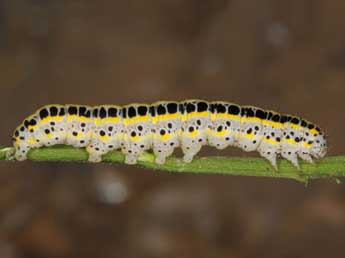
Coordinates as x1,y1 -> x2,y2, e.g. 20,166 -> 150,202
1,145 -> 345,183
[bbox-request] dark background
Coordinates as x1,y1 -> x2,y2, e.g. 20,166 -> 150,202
0,1 -> 345,258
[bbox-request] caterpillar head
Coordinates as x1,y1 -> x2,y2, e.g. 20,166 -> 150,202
311,132 -> 327,159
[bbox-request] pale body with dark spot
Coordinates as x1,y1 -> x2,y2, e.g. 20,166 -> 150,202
12,100 -> 327,170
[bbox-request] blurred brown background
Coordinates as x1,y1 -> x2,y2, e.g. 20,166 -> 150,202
0,1 -> 345,258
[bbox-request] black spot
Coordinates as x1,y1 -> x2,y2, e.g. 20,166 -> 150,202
276,137 -> 281,142
216,103 -> 226,113
72,131 -> 78,136
266,136 -> 270,139
95,147 -> 100,151
247,128 -> 253,134
217,125 -> 223,132
80,140 -> 85,144
170,142 -> 174,146
280,115 -> 288,123
255,109 -> 267,119
79,106 -> 87,117
108,107 -> 117,117
149,106 -> 156,116
308,123 -> 315,130
59,108 -> 66,116
108,126 -> 113,131
157,104 -> 166,115
20,127 -> 25,132
45,129 -> 50,134
131,131 -> 136,137
121,107 -> 127,118
99,107 -> 107,119
308,141 -> 314,145
186,103 -> 196,113
50,122 -> 55,126
225,137 -> 230,141
226,121 -> 231,127
39,108 -> 49,119
197,101 -> 208,112
189,126 -> 194,132
160,129 -> 166,135
168,123 -> 173,129
81,123 -> 86,127
295,137 -> 300,143
68,106 -> 78,115
30,129 -> 34,133
290,131 -> 294,136
178,103 -> 185,113
254,126 -> 259,131
23,120 -> 30,128
271,132 -> 275,137
228,105 -> 240,115
108,145 -> 113,148
48,106 -> 58,116
93,108 -> 99,118
286,135 -> 290,139
198,138 -> 202,142
316,127 -> 321,133
253,140 -> 257,144
140,145 -> 145,148
301,120 -> 307,127
167,103 -> 178,114
55,137 -> 59,140
100,130 -> 106,136
137,125 -> 143,131
272,114 -> 280,122
138,106 -> 148,116
291,117 -> 300,124
196,120 -> 201,126
20,136 -> 25,140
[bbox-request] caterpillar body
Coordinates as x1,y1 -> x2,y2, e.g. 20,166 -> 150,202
12,100 -> 327,170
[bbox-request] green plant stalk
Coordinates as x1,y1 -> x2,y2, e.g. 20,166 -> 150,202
1,145 -> 345,183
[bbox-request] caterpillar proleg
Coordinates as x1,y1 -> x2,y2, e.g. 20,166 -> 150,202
12,100 -> 327,170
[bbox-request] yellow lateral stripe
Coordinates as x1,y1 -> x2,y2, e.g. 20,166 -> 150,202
67,115 -> 91,122
214,113 -> 241,120
123,115 -> 151,125
40,116 -> 64,125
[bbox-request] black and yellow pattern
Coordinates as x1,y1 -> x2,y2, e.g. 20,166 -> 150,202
12,100 -> 327,169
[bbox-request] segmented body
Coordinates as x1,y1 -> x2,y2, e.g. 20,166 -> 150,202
12,100 -> 327,169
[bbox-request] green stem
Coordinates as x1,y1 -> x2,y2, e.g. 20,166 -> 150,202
1,145 -> 345,183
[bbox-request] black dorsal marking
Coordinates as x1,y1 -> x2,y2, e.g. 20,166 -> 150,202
79,106 -> 87,117
228,105 -> 241,115
99,107 -> 107,119
167,103 -> 178,114
59,107 -> 65,116
157,104 -> 166,115
216,103 -> 226,113
128,106 -> 136,118
291,117 -> 300,125
50,106 -> 58,116
93,108 -> 99,118
68,106 -> 78,115
255,108 -> 266,119
185,103 -> 196,113
271,114 -> 280,122
108,107 -> 117,117
137,105 -> 148,116
149,106 -> 156,116
197,101 -> 208,112
39,108 -> 49,119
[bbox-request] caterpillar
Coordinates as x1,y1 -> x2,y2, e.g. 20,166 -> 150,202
11,100 -> 327,170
